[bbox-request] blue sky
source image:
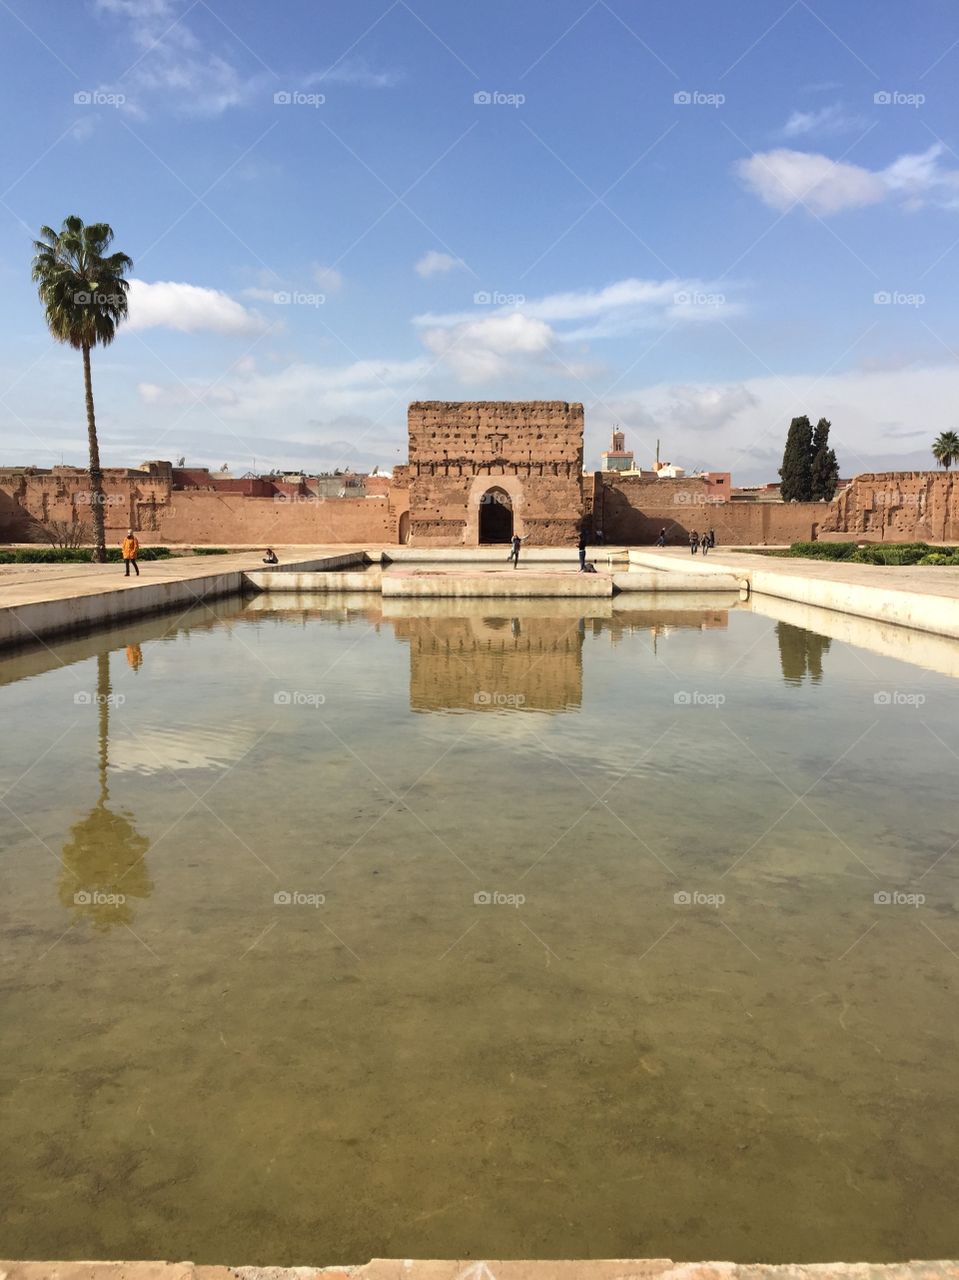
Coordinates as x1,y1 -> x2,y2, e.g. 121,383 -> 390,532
1,0 -> 958,482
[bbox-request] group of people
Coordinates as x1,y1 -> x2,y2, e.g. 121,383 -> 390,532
688,529 -> 716,556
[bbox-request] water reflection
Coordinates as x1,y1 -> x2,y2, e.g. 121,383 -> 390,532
389,604 -> 736,713
776,621 -> 832,686
392,611 -> 585,713
58,650 -> 151,930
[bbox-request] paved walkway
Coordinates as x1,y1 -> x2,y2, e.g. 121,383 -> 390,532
646,546 -> 959,600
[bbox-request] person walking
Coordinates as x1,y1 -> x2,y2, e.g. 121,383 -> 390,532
656,528 -> 667,547
578,526 -> 588,571
689,530 -> 699,556
700,531 -> 710,556
708,528 -> 716,549
121,530 -> 140,577
508,532 -> 522,568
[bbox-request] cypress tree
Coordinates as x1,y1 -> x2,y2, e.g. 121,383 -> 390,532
779,415 -> 813,501
810,417 -> 840,500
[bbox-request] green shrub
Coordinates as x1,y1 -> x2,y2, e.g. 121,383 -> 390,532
0,546 -> 173,564
780,541 -> 959,566
191,547 -> 230,555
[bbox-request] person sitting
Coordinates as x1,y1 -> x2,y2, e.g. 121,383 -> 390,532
262,548 -> 279,565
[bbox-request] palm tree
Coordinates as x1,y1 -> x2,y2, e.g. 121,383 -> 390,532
31,217 -> 133,562
932,430 -> 959,471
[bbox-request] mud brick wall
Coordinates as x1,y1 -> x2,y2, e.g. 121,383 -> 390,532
826,472 -> 959,542
595,475 -> 824,545
407,401 -> 585,546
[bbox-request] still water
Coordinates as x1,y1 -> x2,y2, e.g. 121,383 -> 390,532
1,591 -> 958,1265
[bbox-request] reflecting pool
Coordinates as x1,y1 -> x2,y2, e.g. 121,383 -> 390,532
1,592 -> 958,1265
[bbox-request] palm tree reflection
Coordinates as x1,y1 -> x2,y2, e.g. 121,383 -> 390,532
59,651 -> 151,930
776,622 -> 832,686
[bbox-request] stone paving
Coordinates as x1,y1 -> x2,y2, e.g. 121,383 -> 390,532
2,1261 -> 958,1280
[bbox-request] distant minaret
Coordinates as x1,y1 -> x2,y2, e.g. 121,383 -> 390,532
656,438 -> 660,468
601,426 -> 634,472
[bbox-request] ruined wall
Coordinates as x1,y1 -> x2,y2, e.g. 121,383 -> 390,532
824,472 -> 959,542
595,475 -> 824,545
407,401 -> 584,546
0,471 -> 395,545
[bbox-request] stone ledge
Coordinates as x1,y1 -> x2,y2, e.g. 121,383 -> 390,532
3,1263 -> 959,1280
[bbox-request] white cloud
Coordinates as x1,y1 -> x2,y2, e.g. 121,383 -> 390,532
781,103 -> 865,138
415,251 -> 463,278
312,264 -> 344,292
127,280 -> 268,335
420,312 -> 554,382
737,143 -> 959,216
736,149 -> 886,215
603,362 -> 959,481
414,275 -> 739,381
307,59 -> 401,89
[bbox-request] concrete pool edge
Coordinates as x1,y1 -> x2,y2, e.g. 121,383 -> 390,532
2,1260 -> 957,1279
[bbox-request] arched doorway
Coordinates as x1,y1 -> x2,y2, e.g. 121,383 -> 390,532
479,487 -> 513,543
397,511 -> 410,544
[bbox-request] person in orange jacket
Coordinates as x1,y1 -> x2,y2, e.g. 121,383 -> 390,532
121,530 -> 140,577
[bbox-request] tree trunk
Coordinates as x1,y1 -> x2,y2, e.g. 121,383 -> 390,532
82,342 -> 107,562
